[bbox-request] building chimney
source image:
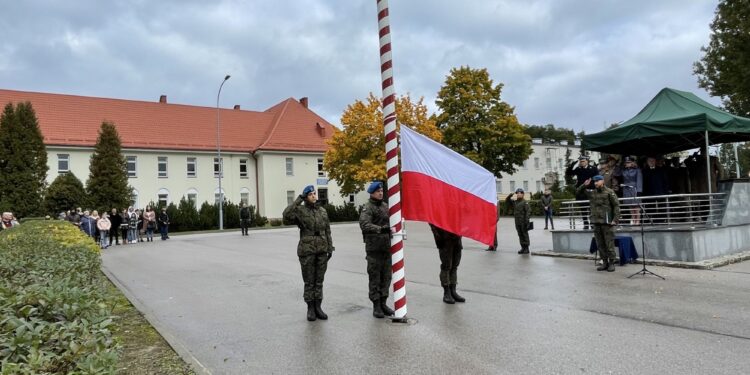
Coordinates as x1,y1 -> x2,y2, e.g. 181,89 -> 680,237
233,105 -> 241,110
159,95 -> 167,103
299,97 -> 308,108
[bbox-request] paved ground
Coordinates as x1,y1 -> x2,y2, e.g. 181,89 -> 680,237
102,217 -> 750,375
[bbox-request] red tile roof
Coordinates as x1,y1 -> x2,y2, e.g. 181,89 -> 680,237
0,89 -> 337,153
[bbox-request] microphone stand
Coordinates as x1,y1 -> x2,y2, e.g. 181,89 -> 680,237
624,186 -> 665,280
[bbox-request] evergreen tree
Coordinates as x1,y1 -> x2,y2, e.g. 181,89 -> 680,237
86,122 -> 132,212
694,0 -> 750,116
44,172 -> 88,215
0,102 -> 48,217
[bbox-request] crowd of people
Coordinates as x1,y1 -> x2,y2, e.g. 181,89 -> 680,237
61,206 -> 171,249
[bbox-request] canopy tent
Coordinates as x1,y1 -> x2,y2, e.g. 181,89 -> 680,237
582,88 -> 750,155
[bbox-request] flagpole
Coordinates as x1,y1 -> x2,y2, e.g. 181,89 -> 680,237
376,0 -> 407,321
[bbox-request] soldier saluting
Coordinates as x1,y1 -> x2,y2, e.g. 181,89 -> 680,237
283,185 -> 335,321
359,181 -> 395,319
566,155 -> 598,229
578,175 -> 621,272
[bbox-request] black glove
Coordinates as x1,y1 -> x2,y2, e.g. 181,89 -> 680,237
298,194 -> 305,201
380,225 -> 390,234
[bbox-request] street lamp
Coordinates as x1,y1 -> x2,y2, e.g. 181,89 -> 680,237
217,74 -> 230,230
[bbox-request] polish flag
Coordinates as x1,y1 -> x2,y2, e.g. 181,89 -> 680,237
400,126 -> 497,245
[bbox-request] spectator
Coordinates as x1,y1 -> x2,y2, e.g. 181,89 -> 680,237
143,206 -> 156,242
158,207 -> 170,240
80,210 -> 96,238
98,212 -> 111,249
136,209 -> 145,242
1,212 -> 19,230
91,210 -> 100,244
109,208 -> 122,245
541,189 -> 554,230
120,208 -> 130,245
642,157 -> 669,196
620,156 -> 643,225
127,207 -> 139,244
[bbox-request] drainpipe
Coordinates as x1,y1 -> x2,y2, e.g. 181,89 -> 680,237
252,151 -> 261,217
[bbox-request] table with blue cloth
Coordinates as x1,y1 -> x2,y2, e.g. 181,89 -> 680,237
589,236 -> 639,266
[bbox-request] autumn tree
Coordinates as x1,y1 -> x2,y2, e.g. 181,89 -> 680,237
86,122 -> 132,212
0,102 -> 48,217
435,66 -> 532,177
694,0 -> 750,116
324,93 -> 442,195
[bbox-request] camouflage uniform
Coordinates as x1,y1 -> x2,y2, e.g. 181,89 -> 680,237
577,184 -> 621,264
430,224 -> 463,286
283,196 -> 334,302
359,198 -> 392,302
508,194 -> 530,250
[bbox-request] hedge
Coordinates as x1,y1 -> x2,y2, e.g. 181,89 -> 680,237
0,221 -> 120,374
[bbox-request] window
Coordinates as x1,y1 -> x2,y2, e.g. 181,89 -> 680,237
287,190 -> 296,205
536,181 -> 542,192
523,181 -> 529,191
214,188 -> 225,205
285,158 -> 294,176
158,156 -> 168,178
348,194 -> 355,203
240,188 -> 250,205
130,189 -> 139,208
522,160 -> 528,170
318,188 -> 328,206
158,188 -> 169,207
496,180 -> 503,194
546,157 -> 552,169
558,159 -> 564,170
187,157 -> 197,177
240,159 -> 248,178
187,193 -> 197,206
317,158 -> 325,177
126,156 -> 137,178
57,154 -> 69,174
214,157 -> 223,178
510,181 -> 516,192
534,157 -> 540,169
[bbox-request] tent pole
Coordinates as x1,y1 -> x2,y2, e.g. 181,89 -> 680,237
705,130 -> 712,195
734,142 -> 740,178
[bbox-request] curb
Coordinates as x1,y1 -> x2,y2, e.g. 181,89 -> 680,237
531,250 -> 750,270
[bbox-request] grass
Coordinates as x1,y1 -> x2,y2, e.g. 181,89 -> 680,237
108,282 -> 195,375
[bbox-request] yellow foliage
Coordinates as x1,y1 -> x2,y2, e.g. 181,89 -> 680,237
48,221 -> 101,254
324,93 -> 442,195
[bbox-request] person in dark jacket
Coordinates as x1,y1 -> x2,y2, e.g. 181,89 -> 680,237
120,208 -> 130,245
429,224 -> 465,304
566,155 -> 598,229
642,157 -> 669,196
80,210 -> 96,238
541,189 -> 554,230
109,208 -> 122,245
158,207 -> 170,240
283,185 -> 334,322
239,202 -> 251,236
359,181 -> 395,318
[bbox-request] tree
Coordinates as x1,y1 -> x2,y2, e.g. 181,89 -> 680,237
0,102 -> 48,217
44,172 -> 88,215
435,66 -> 532,177
718,142 -> 750,178
523,124 -> 577,144
324,93 -> 442,195
694,0 -> 750,116
86,122 -> 132,212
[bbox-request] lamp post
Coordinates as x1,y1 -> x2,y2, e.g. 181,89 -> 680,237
217,74 -> 230,230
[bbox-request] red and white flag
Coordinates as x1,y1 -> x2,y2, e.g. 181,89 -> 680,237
400,126 -> 497,245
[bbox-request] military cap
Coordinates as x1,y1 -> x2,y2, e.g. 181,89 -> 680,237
592,175 -> 604,181
302,185 -> 315,196
367,181 -> 383,194
515,188 -> 525,193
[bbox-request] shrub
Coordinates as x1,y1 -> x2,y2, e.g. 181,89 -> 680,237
0,221 -> 120,374
269,218 -> 283,227
323,203 -> 361,222
254,212 -> 268,227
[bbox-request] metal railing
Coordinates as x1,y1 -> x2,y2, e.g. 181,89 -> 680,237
559,193 -> 727,230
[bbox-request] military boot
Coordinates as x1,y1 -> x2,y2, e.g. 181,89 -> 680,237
380,298 -> 395,316
443,286 -> 455,304
607,261 -> 616,272
306,301 -> 317,321
314,300 -> 328,320
596,260 -> 609,271
518,246 -> 530,254
449,284 -> 465,303
372,301 -> 385,318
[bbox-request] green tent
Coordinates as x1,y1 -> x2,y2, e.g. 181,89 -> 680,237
582,88 -> 750,155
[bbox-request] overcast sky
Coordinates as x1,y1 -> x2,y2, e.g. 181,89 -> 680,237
1,0 -> 720,133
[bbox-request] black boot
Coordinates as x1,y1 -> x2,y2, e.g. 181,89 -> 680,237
442,286 -> 455,304
372,301 -> 384,318
450,284 -> 465,303
380,298 -> 394,316
607,261 -> 616,272
518,246 -> 529,254
314,300 -> 328,320
306,301 -> 317,321
596,260 -> 608,271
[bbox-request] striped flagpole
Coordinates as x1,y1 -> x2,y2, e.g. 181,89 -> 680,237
376,0 -> 407,320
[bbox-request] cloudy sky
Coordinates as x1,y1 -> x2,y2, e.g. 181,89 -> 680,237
1,0 -> 720,133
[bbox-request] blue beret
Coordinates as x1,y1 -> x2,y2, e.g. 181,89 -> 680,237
592,175 -> 604,181
302,185 -> 315,196
515,188 -> 524,193
367,181 -> 383,194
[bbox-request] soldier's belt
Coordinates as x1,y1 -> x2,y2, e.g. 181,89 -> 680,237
302,231 -> 322,237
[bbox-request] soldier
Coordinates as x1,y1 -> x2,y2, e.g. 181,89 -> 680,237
566,155 -> 598,229
239,202 -> 251,236
429,224 -> 465,304
359,181 -> 395,319
283,185 -> 335,321
578,175 -> 621,272
508,188 -> 531,254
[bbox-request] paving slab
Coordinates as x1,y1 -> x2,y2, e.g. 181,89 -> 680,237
102,218 -> 750,374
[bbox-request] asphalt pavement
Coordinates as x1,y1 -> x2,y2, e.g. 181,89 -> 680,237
102,217 -> 750,375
